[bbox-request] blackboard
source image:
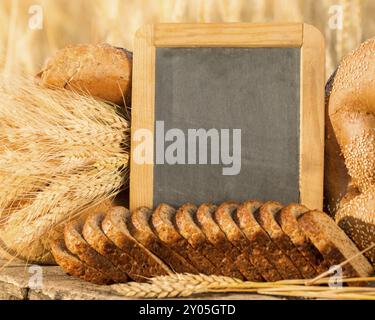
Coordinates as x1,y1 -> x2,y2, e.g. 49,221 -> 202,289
130,23 -> 325,211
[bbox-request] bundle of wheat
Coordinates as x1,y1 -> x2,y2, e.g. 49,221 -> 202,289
0,76 -> 129,264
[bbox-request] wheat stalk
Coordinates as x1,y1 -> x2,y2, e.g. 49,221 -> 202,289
112,273 -> 375,299
0,76 -> 129,262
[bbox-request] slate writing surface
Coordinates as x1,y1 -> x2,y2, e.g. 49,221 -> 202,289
154,47 -> 300,207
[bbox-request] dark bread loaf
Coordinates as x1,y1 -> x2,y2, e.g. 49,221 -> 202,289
276,204 -> 326,273
254,202 -> 302,279
213,201 -> 265,282
195,204 -> 248,280
129,207 -> 198,274
82,211 -> 147,282
175,203 -> 242,278
255,201 -> 317,278
235,200 -> 283,281
50,239 -> 113,285
102,206 -> 172,277
298,210 -> 373,282
64,219 -> 128,283
151,203 -> 217,275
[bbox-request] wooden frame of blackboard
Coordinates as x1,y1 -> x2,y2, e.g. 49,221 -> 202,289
130,23 -> 325,211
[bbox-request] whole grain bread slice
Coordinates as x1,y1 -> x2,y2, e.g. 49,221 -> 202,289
235,200 -> 284,281
298,210 -> 373,282
276,204 -> 326,273
50,239 -> 113,285
175,203 -> 242,278
102,206 -> 172,277
255,201 -> 317,279
214,201 -> 274,282
195,203 -> 247,280
64,218 -> 128,283
129,207 -> 198,274
152,203 -> 217,275
83,211 -> 150,282
254,201 -> 303,279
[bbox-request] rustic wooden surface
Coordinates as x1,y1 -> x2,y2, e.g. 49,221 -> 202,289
0,259 -> 281,300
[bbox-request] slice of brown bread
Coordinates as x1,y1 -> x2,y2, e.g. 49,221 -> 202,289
254,201 -> 303,279
195,203 -> 248,280
129,207 -> 198,274
256,201 -> 317,279
175,203 -> 242,278
102,206 -> 172,277
276,204 -> 327,273
83,211 -> 149,282
50,239 -> 113,285
298,210 -> 373,282
152,203 -> 217,275
64,219 -> 128,283
235,200 -> 284,281
214,201 -> 276,282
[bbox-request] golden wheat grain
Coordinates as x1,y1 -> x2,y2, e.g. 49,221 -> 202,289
112,273 -> 375,299
0,76 -> 129,262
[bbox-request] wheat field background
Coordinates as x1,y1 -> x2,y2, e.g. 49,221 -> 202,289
0,0 -> 374,79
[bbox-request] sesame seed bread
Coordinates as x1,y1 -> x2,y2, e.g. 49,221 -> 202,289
253,201 -> 303,279
195,203 -> 248,280
336,186 -> 375,266
50,239 -> 113,285
325,39 -> 375,270
151,203 -> 217,275
175,203 -> 242,278
64,218 -> 128,283
235,200 -> 283,281
298,210 -> 373,280
256,201 -> 317,279
82,211 -> 147,282
213,201 -> 266,282
102,206 -> 172,277
276,203 -> 326,273
129,207 -> 198,274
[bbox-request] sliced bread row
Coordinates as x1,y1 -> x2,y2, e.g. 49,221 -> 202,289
51,200 -> 373,285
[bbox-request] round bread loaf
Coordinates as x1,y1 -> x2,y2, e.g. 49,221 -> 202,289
37,43 -> 132,106
325,38 -> 375,265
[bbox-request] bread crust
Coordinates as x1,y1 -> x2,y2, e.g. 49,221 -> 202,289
336,186 -> 375,266
152,203 -> 217,275
82,211 -> 147,282
102,206 -> 172,277
251,202 -> 303,279
175,203 -> 243,278
64,218 -> 128,283
213,201 -> 266,282
37,44 -> 132,106
235,201 -> 283,281
195,204 -> 248,280
256,201 -> 317,279
50,239 -> 113,285
277,204 -> 326,273
129,207 -> 198,274
298,210 -> 373,284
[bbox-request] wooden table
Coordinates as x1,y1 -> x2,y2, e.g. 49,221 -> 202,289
0,259 -> 281,300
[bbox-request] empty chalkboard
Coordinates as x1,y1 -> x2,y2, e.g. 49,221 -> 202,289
130,23 -> 325,211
